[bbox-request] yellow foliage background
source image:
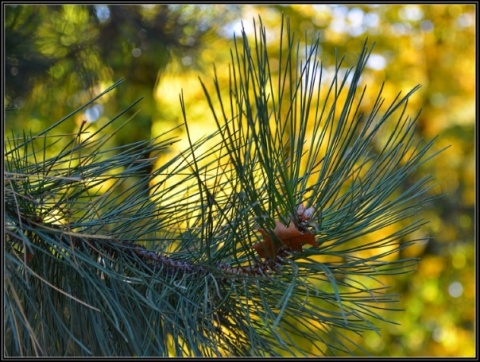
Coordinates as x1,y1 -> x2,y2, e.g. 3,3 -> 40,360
5,4 -> 475,357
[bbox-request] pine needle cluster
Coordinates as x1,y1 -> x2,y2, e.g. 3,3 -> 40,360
4,17 -> 441,356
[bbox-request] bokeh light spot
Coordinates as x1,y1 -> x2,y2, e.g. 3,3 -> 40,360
448,281 -> 463,298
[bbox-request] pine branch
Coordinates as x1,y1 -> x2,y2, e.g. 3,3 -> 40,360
4,16 -> 442,357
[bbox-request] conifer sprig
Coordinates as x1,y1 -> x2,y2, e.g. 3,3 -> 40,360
4,17 -> 441,357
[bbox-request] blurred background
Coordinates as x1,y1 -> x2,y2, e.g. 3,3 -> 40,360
4,4 -> 475,357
